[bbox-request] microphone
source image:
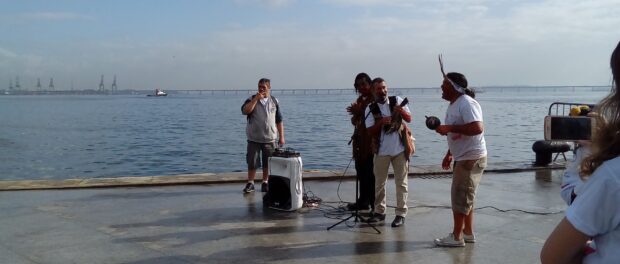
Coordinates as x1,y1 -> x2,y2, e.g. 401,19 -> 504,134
425,116 -> 441,130
400,97 -> 409,107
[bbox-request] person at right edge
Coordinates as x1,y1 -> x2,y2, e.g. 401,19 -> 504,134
433,56 -> 487,247
346,72 -> 375,212
541,40 -> 620,264
365,77 -> 414,228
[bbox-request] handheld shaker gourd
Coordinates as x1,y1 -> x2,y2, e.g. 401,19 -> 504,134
425,116 -> 441,130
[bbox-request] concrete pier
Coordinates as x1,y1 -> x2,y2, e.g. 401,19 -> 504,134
0,161 -> 565,191
0,161 -> 568,263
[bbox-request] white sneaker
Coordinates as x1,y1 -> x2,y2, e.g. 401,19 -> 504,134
434,233 -> 465,247
463,233 -> 476,243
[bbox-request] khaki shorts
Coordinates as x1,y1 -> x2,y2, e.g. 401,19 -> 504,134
246,141 -> 276,170
451,156 -> 487,214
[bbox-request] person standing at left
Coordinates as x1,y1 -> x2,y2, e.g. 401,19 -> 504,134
346,72 -> 375,212
365,77 -> 412,228
241,78 -> 285,193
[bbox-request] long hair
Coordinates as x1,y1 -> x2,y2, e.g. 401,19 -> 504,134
354,72 -> 371,94
447,72 -> 476,98
581,41 -> 620,176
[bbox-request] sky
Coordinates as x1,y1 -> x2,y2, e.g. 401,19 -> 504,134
1,0 -> 619,90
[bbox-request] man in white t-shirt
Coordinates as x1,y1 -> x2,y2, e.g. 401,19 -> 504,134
364,77 -> 412,228
433,71 -> 487,247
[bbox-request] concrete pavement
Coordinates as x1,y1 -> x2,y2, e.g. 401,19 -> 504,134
0,168 -> 567,264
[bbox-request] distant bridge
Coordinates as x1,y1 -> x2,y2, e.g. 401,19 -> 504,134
171,87 -> 441,95
1,85 -> 611,96
170,85 -> 611,95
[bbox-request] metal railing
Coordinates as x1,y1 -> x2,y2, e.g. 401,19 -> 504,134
548,102 -> 596,116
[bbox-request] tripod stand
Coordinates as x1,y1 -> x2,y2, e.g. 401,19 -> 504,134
327,161 -> 381,234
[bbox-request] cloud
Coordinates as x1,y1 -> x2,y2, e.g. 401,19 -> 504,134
15,12 -> 93,21
323,0 -> 415,7
323,0 -> 500,8
0,47 -> 17,58
509,0 -> 620,42
3,0 -> 619,90
233,0 -> 295,8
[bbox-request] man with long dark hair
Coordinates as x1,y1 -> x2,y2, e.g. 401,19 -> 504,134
433,58 -> 487,247
346,72 -> 375,212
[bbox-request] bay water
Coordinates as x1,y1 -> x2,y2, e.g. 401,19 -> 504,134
0,88 -> 608,180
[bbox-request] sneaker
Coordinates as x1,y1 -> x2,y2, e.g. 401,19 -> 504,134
463,233 -> 476,243
366,213 -> 385,224
346,202 -> 371,212
391,216 -> 405,227
434,233 -> 465,247
261,182 -> 268,192
243,183 -> 255,193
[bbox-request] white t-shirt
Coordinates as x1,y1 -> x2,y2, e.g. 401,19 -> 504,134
259,97 -> 270,111
445,95 -> 487,161
566,156 -> 620,264
365,96 -> 411,156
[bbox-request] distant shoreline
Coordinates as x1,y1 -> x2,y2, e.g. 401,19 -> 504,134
0,85 -> 612,96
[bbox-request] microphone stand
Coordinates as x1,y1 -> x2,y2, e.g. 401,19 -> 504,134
327,157 -> 381,234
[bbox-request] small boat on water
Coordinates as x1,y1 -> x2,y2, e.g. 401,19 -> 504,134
147,89 -> 167,97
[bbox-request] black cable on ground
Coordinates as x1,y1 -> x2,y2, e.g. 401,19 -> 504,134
473,205 -> 564,215
301,185 -> 355,221
298,158 -> 361,223
298,157 -> 563,223
388,204 -> 564,215
334,157 -> 354,205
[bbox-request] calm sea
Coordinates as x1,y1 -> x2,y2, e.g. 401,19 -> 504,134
0,88 -> 609,180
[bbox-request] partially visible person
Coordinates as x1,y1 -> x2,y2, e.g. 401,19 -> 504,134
241,78 -> 285,193
433,62 -> 487,247
365,77 -> 413,228
559,141 -> 598,258
560,109 -> 596,205
541,40 -> 620,264
560,142 -> 591,205
559,112 -> 597,255
346,72 -> 375,212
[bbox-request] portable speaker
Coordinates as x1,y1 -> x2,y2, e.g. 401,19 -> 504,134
263,156 -> 303,211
